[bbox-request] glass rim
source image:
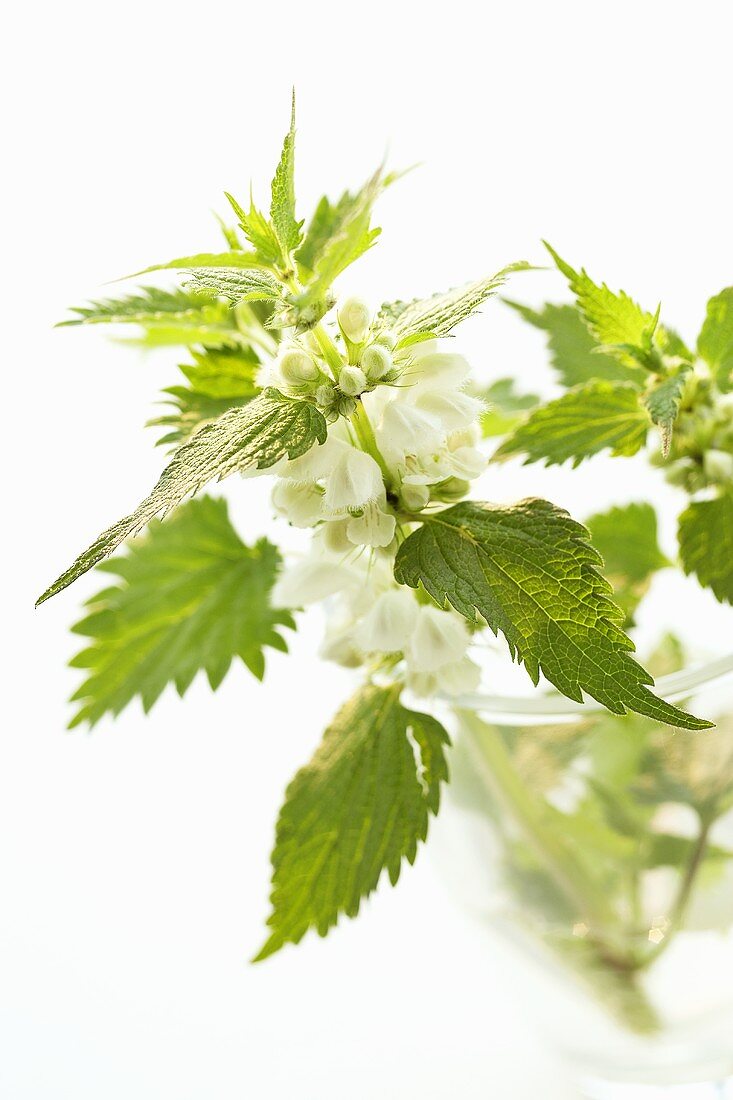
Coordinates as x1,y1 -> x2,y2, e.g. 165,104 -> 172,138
446,653 -> 733,722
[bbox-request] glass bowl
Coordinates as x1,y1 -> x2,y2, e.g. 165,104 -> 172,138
432,647 -> 733,1098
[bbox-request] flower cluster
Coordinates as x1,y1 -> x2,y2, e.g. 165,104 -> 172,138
268,297 -> 488,697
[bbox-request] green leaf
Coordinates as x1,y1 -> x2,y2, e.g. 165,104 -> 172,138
503,300 -> 644,386
270,91 -> 303,256
644,365 -> 692,456
698,287 -> 733,392
544,244 -> 658,363
255,683 -> 449,960
68,497 -> 294,727
225,191 -> 284,269
296,166 -> 386,306
149,348 -> 261,446
394,499 -> 710,729
478,377 -> 540,437
59,286 -> 245,349
186,267 -> 282,302
678,491 -> 733,603
494,381 -> 649,467
379,263 -> 528,340
295,164 -> 401,285
586,503 -> 670,625
36,389 -> 327,606
127,251 -> 270,278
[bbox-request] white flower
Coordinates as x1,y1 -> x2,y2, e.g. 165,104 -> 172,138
405,349 -> 472,389
271,480 -> 323,528
338,296 -> 371,343
346,501 -> 396,548
444,445 -> 487,481
279,433 -> 347,483
316,518 -> 354,556
406,605 -> 472,671
319,620 -> 365,668
323,447 -> 384,512
435,656 -> 482,695
377,401 -> 443,463
413,389 -> 483,432
272,559 -> 359,609
355,589 -> 419,652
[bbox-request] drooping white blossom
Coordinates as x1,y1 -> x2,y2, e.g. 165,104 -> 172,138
355,589 -> 419,653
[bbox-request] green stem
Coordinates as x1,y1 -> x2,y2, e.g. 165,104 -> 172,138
351,400 -> 393,488
458,711 -> 621,935
641,817 -> 712,969
312,322 -> 343,381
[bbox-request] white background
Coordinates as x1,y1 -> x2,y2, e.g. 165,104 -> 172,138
3,1 -> 733,1097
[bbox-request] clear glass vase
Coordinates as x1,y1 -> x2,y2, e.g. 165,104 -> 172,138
432,646 -> 733,1098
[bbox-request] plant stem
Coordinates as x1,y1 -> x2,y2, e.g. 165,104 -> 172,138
642,817 -> 712,968
312,322 -> 343,381
458,711 -> 620,934
351,400 -> 393,487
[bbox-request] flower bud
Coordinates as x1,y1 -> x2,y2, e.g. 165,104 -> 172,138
361,344 -> 393,381
399,482 -> 430,512
339,365 -> 367,397
279,347 -> 319,388
432,477 -> 471,503
337,296 -> 371,344
315,383 -> 336,408
336,395 -> 358,418
374,329 -> 397,351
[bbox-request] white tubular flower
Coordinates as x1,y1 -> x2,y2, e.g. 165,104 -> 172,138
346,500 -> 396,548
339,365 -> 367,397
271,480 -> 323,528
413,389 -> 484,432
278,347 -> 320,389
338,296 -> 371,343
316,518 -> 354,556
407,350 -> 472,389
355,589 -> 418,653
435,656 -> 482,695
377,401 -> 443,462
272,559 -> 359,609
323,447 -> 384,512
445,444 -> 488,481
406,605 -> 472,671
279,434 -> 348,483
361,344 -> 392,381
319,620 -> 365,669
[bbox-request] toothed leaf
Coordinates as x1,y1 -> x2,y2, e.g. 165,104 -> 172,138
644,365 -> 692,456
69,497 -> 293,727
37,390 -> 327,605
494,381 -> 649,467
698,287 -> 733,392
678,492 -> 733,603
394,499 -> 710,729
380,263 -> 528,340
270,92 -> 303,255
255,683 -> 449,960
503,300 -> 644,386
